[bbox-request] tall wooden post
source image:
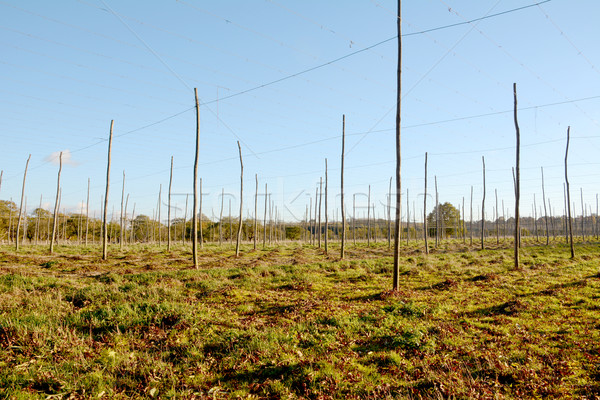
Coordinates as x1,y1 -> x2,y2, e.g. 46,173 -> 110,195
49,153 -> 63,254
580,188 -> 585,242
367,185 -> 371,246
235,141 -> 243,256
392,0 -> 402,291
318,178 -> 322,248
120,171 -> 125,250
513,84 -> 521,269
481,156 -> 486,250
406,188 -> 410,245
254,174 -> 258,250
565,126 -> 574,258
353,194 -> 356,245
192,89 -> 200,268
15,155 -> 31,251
219,188 -> 224,246
168,156 -> 173,251
340,115 -> 346,259
325,158 -> 328,254
435,176 -> 439,247
102,121 -> 114,260
424,152 -> 429,254
541,167 -> 549,245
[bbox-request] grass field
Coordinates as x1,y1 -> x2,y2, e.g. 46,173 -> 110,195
0,240 -> 599,399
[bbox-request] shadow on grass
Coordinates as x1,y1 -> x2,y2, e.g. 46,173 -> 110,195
466,298 -> 528,317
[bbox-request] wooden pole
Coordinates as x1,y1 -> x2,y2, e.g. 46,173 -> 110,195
352,194 -> 356,246
325,158 -> 328,254
565,127 -> 574,258
15,154 -> 31,251
168,156 -> 173,251
423,153 -> 429,254
367,185 -> 371,246
392,0 -> 402,291
235,141 -> 243,256
192,88 -> 200,268
580,187 -> 585,242
534,194 -> 538,242
481,156 -> 486,250
435,176 -> 439,248
102,121 -> 114,260
513,83 -> 521,269
541,167 -> 549,245
254,174 -> 258,250
318,178 -> 322,248
341,115 -> 346,259
120,171 -> 125,250
123,194 -> 129,246
462,196 -> 466,244
219,188 -> 224,246
406,188 -> 410,245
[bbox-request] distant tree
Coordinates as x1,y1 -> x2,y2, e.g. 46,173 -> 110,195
427,202 -> 462,237
0,200 -> 18,241
285,226 -> 303,240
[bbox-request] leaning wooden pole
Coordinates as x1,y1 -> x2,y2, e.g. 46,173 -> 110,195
235,141 -> 243,257
435,176 -> 439,247
565,126 -> 574,258
424,152 -> 429,254
15,155 -> 31,252
513,84 -> 521,269
49,152 -> 62,254
192,89 -> 200,268
580,188 -> 585,243
541,167 -> 549,245
120,171 -> 125,250
340,115 -> 346,259
324,158 -> 329,254
367,185 -> 371,246
102,121 -> 114,260
481,156 -> 486,250
168,156 -> 173,251
254,174 -> 258,250
392,0 -> 402,291
318,178 -> 322,248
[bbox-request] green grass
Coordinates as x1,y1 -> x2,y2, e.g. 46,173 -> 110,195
0,240 -> 599,398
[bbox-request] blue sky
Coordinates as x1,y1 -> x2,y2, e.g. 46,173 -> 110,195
1,0 -> 599,224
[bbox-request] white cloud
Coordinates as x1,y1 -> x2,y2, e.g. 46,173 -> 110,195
44,149 -> 79,166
